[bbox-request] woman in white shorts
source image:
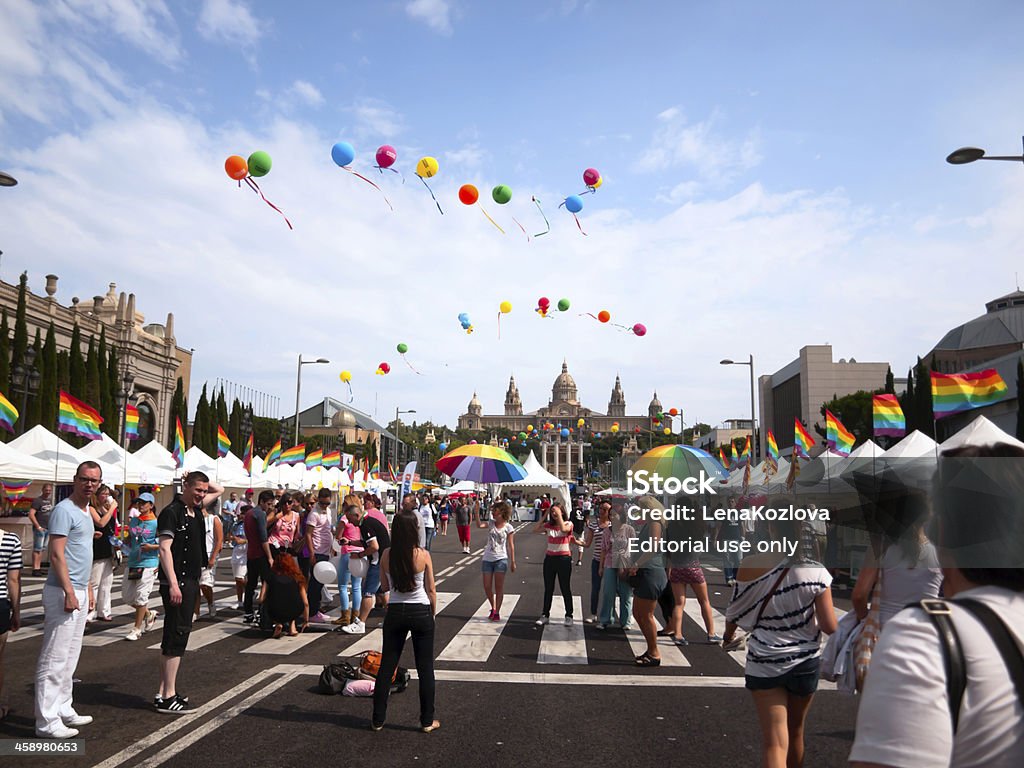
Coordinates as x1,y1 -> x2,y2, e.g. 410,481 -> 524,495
122,493 -> 160,641
230,506 -> 249,610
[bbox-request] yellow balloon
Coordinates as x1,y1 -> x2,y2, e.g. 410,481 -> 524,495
417,156 -> 439,178
527,424 -> 534,432
610,425 -> 619,433
577,418 -> 585,428
663,427 -> 671,435
340,370 -> 352,383
499,301 -> 512,314
593,176 -> 603,189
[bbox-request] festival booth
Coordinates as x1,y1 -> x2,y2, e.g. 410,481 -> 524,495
8,425 -> 112,483
939,414 -> 1024,452
0,439 -> 63,482
78,433 -> 175,486
497,451 -> 571,516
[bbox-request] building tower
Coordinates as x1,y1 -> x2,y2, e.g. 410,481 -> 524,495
466,392 -> 483,431
607,374 -> 626,417
648,391 -> 662,420
504,375 -> 523,416
551,360 -> 579,406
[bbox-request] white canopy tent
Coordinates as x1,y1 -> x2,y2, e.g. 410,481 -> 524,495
498,451 -> 571,512
78,433 -> 175,485
939,415 -> 1024,452
8,425 -> 111,483
0,439 -> 64,482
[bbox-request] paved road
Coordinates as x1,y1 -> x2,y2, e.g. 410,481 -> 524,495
0,520 -> 860,767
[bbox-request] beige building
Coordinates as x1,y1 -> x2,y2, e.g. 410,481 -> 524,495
0,274 -> 191,446
759,345 -> 889,457
695,418 -> 754,454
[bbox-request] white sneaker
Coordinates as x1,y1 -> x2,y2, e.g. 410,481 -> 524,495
564,616 -> 573,626
144,610 -> 158,631
535,616 -> 549,626
341,619 -> 365,635
36,725 -> 79,739
62,714 -> 92,727
125,627 -> 143,641
208,603 -> 217,618
235,600 -> 244,610
584,616 -> 596,624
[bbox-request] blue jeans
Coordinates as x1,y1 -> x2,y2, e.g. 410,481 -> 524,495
598,567 -> 633,626
336,553 -> 362,611
423,527 -> 435,552
590,559 -> 601,617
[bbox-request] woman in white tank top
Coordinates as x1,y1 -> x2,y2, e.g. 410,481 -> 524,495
372,510 -> 439,733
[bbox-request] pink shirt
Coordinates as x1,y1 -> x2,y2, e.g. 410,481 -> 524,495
545,524 -> 572,557
268,512 -> 298,549
340,521 -> 363,554
366,507 -> 389,532
306,509 -> 333,556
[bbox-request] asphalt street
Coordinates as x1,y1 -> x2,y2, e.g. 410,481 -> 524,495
0,520 -> 860,767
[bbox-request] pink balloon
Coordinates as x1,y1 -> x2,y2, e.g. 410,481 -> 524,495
632,323 -> 647,337
538,296 -> 550,308
583,167 -> 601,186
376,145 -> 397,168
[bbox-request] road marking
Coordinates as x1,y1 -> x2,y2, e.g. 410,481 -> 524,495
623,620 -> 691,667
449,566 -> 464,576
148,617 -> 253,651
435,566 -> 455,577
537,596 -> 588,664
437,595 -> 521,662
456,555 -> 474,565
336,592 -> 459,657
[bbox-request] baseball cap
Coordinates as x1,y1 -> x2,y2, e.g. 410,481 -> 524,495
138,492 -> 156,504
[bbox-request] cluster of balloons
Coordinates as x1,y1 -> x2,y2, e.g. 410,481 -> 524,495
457,313 -> 473,334
223,151 -> 292,228
375,362 -> 391,376
585,309 -> 647,337
535,296 -> 571,317
331,141 -> 393,210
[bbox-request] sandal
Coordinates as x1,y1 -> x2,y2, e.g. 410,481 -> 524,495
272,624 -> 283,639
656,628 -> 674,637
635,652 -> 661,667
421,720 -> 441,733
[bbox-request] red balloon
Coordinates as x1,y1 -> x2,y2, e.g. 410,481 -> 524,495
583,168 -> 601,186
458,184 -> 479,205
634,426 -> 641,433
632,323 -> 647,337
669,408 -> 679,416
379,362 -> 390,374
225,155 -> 248,181
538,296 -> 550,308
376,145 -> 397,168
597,310 -> 611,323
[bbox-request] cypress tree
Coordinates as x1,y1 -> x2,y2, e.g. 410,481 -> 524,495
194,384 -> 210,452
885,366 -> 895,395
914,357 -> 934,438
168,377 -> 186,450
228,398 -> 242,449
0,309 -> 10,400
1016,358 -> 1024,442
900,367 -> 915,433
26,328 -> 42,429
69,323 -> 85,398
97,327 -> 112,436
12,272 -> 28,373
38,323 -> 58,430
56,350 -> 70,393
215,388 -> 229,448
85,336 -> 101,410
105,346 -> 120,440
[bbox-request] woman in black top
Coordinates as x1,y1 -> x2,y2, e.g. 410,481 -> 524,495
258,552 -> 309,638
88,484 -> 118,621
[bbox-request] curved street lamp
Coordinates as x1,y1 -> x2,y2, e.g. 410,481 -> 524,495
947,138 -> 1024,165
720,355 -> 757,463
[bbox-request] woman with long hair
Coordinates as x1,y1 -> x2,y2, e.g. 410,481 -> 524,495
532,502 -> 575,625
87,484 -> 118,622
258,551 -> 309,638
371,510 -> 439,733
598,502 -> 635,629
267,493 -> 300,553
333,501 -> 364,627
626,496 -> 669,666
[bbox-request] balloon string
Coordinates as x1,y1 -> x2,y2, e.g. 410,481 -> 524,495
572,213 -> 588,236
478,205 -> 505,233
400,354 -> 424,375
417,175 -> 444,215
245,177 -> 294,230
344,167 -> 393,211
576,186 -> 597,196
497,311 -> 501,340
374,166 -> 405,184
511,216 -> 529,241
531,196 -> 551,237
345,382 -> 354,403
580,313 -> 599,320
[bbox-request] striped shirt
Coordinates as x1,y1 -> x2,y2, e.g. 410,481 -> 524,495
0,531 -> 22,600
725,560 -> 832,677
588,521 -> 609,562
545,524 -> 573,557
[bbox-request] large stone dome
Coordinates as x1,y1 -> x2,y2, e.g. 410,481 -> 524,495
552,360 -> 578,403
331,409 -> 357,428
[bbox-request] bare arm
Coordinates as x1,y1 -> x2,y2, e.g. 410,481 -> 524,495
158,536 -> 181,604
91,503 -> 114,527
8,567 -> 20,631
209,516 -> 224,568
379,549 -> 390,592
507,532 -> 516,573
203,482 -> 225,507
852,563 -> 879,621
814,588 -> 838,635
532,517 -> 548,534
48,535 -> 78,612
423,551 -> 436,615
28,507 -> 41,530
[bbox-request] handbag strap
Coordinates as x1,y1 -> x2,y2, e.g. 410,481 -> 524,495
754,567 -> 790,628
916,599 -> 966,733
956,598 -> 1024,716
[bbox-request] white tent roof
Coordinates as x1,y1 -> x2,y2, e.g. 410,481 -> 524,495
0,438 -> 64,481
939,415 -> 1024,451
133,441 -> 177,475
7,425 -> 106,483
78,433 -> 174,485
499,452 -> 571,511
883,430 -> 938,459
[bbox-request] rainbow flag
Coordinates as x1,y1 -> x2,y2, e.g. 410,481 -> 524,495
217,425 -> 231,458
124,404 -> 140,441
718,447 -> 730,469
322,450 -> 341,469
172,416 -> 185,468
931,369 -> 1010,420
0,391 -> 20,433
370,462 -> 380,479
279,443 -> 305,466
388,462 -> 398,482
2,480 -> 31,501
306,448 -> 323,469
794,418 -> 815,458
825,409 -> 855,457
58,391 -> 104,440
872,394 -> 905,438
730,443 -> 738,463
242,434 -> 254,474
739,436 -> 751,463
263,440 -> 282,471
785,451 -> 801,490
766,430 -> 779,471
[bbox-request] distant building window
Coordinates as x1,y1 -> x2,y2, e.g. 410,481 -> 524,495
136,402 -> 155,446
996,302 -> 1008,309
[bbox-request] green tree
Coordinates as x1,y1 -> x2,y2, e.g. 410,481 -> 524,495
228,398 -> 242,450
900,367 -> 915,433
97,328 -> 113,438
85,336 -> 101,410
193,383 -> 210,453
168,377 -> 187,450
25,328 -> 42,430
885,366 -> 895,395
1016,358 -> 1024,442
215,388 -> 229,447
0,309 -> 10,412
38,323 -> 58,430
819,391 -> 873,448
104,346 -> 120,440
11,272 -> 28,375
914,357 -> 934,438
56,350 -> 70,393
252,413 -> 280,456
69,323 -> 85,398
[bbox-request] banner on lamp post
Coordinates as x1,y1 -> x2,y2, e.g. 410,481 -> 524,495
399,461 -> 417,505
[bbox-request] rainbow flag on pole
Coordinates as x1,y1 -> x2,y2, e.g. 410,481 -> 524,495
242,434 -> 253,473
124,404 -> 140,441
718,447 -> 730,469
305,448 -> 323,468
825,409 -> 855,456
322,450 -> 341,469
0,391 -> 19,433
279,443 -> 305,466
766,430 -> 779,470
263,440 -> 282,471
794,418 -> 816,458
172,416 -> 185,468
58,391 -> 104,440
738,436 -> 751,463
730,443 -> 738,463
216,425 -> 231,458
931,369 -> 1010,420
872,394 -> 905,438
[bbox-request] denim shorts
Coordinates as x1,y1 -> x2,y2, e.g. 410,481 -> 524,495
745,656 -> 821,696
33,529 -> 49,552
364,561 -> 382,595
481,558 -> 508,574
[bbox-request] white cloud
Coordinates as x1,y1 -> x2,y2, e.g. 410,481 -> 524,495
289,80 -> 324,108
351,100 -> 405,139
444,144 -> 486,169
58,0 -> 182,64
405,0 -> 453,35
197,0 -> 262,48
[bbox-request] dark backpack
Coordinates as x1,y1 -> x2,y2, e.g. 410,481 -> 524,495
318,661 -> 359,694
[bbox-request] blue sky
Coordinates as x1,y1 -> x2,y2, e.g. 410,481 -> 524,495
2,0 -> 1023,434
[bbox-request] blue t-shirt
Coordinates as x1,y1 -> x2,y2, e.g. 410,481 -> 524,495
127,516 -> 159,569
46,497 -> 94,590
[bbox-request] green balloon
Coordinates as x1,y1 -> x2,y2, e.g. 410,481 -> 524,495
397,343 -> 408,354
492,185 -> 512,205
247,151 -> 272,178
557,298 -> 570,311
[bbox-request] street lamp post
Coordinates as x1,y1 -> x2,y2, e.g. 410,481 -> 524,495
117,370 -> 136,448
720,355 -> 757,463
293,355 -> 329,444
395,407 -> 417,471
10,347 -> 40,436
947,138 -> 1024,165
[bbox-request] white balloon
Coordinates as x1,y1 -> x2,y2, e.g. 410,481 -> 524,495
349,556 -> 369,580
313,560 -> 336,584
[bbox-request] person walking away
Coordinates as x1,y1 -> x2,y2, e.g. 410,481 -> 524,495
340,500 -> 391,635
155,472 -> 213,714
123,493 -> 160,641
626,497 -> 669,666
439,498 -> 450,536
35,461 -> 102,739
0,520 -> 22,722
716,506 -> 745,586
533,503 -> 574,626
571,502 -> 588,567
28,484 -> 53,576
370,510 -> 439,733
243,491 -> 278,622
578,502 -> 611,623
480,502 -> 516,620
455,497 -> 472,554
663,514 -> 720,644
87,484 -> 118,622
258,552 -> 308,637
305,489 -> 334,623
332,502 -> 364,627
722,516 -> 836,768
195,483 -> 225,620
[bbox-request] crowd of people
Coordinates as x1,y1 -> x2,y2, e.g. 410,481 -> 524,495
0,444 -> 1022,767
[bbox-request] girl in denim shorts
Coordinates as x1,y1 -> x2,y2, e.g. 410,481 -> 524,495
480,502 -> 516,621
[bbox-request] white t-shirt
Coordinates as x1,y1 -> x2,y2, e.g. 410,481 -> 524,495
419,502 -> 436,529
482,521 -> 513,562
849,585 -> 1024,768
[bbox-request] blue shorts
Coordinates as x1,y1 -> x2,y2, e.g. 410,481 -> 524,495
364,561 -> 382,595
745,656 -> 821,696
481,558 -> 508,574
33,529 -> 49,552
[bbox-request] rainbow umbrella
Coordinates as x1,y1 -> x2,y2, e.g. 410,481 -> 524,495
436,444 -> 528,483
630,444 -> 728,483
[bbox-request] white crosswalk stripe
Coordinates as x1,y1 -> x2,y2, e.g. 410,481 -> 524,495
537,596 -> 588,664
437,595 -> 521,662
335,592 -> 460,658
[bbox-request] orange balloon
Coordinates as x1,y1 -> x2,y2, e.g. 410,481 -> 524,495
225,155 -> 248,180
597,310 -> 611,323
669,408 -> 678,416
459,184 -> 479,205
